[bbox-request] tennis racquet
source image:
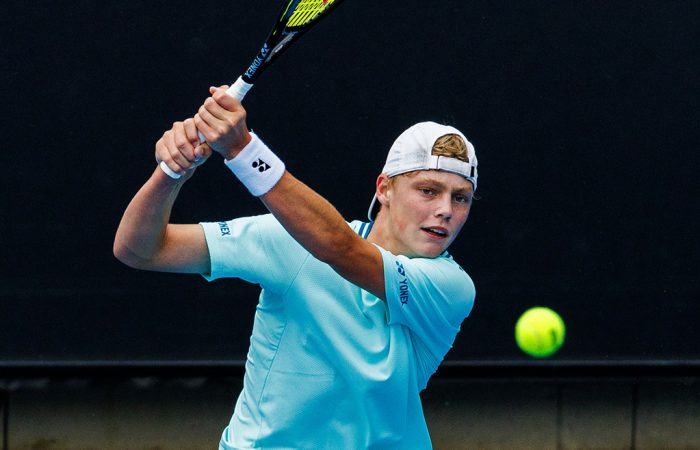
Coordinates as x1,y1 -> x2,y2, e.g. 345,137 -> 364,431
160,0 -> 346,178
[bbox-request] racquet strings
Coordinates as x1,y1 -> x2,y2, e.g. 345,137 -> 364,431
285,0 -> 338,28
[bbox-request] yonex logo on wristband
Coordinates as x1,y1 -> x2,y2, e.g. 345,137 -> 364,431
252,159 -> 271,172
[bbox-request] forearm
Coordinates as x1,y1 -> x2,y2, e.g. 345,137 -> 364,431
113,167 -> 186,266
261,172 -> 385,299
261,173 -> 352,262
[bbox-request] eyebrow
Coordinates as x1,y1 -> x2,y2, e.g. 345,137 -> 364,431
414,175 -> 474,194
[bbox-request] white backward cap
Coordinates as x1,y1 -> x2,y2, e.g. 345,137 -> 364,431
368,121 -> 478,221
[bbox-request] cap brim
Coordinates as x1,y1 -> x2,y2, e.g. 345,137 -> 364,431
367,194 -> 380,222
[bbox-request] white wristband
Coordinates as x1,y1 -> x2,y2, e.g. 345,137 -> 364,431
225,132 -> 285,196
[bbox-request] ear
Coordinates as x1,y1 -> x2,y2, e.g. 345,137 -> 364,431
376,173 -> 392,207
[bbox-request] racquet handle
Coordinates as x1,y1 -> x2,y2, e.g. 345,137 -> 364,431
160,76 -> 254,179
227,76 -> 254,102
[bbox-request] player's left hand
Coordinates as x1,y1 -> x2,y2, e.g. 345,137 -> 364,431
155,117 -> 212,179
195,85 -> 252,161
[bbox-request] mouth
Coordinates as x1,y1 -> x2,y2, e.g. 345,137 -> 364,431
421,226 -> 449,240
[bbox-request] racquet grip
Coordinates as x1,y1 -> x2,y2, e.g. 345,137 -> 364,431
195,76 -> 253,143
227,76 -> 254,101
159,76 -> 255,179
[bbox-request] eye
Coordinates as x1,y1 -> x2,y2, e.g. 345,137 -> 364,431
419,187 -> 435,196
454,194 -> 471,204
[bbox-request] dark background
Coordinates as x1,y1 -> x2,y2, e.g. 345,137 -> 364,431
1,0 -> 699,367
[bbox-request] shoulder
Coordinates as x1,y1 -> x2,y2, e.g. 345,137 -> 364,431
199,213 -> 309,287
413,254 -> 475,302
407,252 -> 473,287
201,213 -> 284,238
200,213 -> 298,264
417,254 -> 475,326
381,249 -> 475,324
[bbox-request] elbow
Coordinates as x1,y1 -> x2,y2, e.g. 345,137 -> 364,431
112,241 -> 129,266
112,240 -> 134,267
113,239 -> 147,270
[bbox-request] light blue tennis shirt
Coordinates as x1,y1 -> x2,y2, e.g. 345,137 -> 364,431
200,214 -> 475,449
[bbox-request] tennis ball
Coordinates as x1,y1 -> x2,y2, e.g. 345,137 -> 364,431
515,307 -> 566,358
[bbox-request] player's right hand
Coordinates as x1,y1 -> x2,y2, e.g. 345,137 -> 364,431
156,118 -> 212,178
195,85 -> 252,161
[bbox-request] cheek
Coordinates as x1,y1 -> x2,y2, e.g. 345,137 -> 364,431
395,203 -> 430,235
450,210 -> 470,235
394,215 -> 409,233
391,201 -> 414,233
459,204 -> 472,222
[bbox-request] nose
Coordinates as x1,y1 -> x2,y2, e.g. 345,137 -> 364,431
434,195 -> 452,220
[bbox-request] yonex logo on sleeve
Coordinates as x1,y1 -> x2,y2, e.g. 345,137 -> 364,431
252,159 -> 270,172
218,222 -> 231,236
395,261 -> 409,305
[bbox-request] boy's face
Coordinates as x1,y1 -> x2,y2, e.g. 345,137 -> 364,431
375,170 -> 473,258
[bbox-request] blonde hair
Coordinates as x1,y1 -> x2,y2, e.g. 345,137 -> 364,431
432,133 -> 469,162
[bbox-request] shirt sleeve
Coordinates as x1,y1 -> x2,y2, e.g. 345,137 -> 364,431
378,247 -> 475,359
199,214 -> 309,294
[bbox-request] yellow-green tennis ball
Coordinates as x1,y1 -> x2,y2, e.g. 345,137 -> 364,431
515,307 -> 566,358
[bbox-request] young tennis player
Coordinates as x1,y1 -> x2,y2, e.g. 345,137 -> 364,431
114,86 -> 478,449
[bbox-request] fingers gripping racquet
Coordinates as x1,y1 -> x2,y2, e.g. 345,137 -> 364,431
160,0 -> 345,179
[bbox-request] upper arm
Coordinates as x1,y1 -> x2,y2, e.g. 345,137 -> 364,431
117,224 -> 210,274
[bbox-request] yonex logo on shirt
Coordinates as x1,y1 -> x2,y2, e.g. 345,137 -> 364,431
252,159 -> 271,172
218,222 -> 231,236
396,261 -> 409,305
396,261 -> 406,276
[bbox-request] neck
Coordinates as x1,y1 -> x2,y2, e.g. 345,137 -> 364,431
366,213 -> 401,256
